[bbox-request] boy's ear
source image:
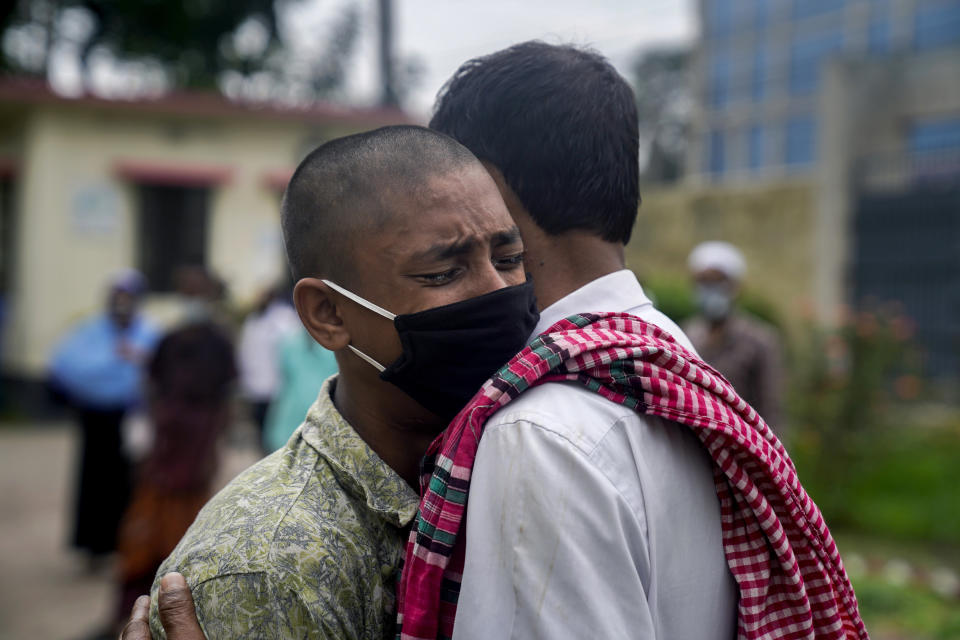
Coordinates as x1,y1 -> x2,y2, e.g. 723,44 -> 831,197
293,278 -> 351,351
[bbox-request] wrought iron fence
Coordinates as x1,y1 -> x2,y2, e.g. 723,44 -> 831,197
852,151 -> 960,380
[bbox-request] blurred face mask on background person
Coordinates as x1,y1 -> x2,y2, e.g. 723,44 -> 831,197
109,291 -> 138,328
696,282 -> 734,323
323,278 -> 539,422
181,297 -> 213,323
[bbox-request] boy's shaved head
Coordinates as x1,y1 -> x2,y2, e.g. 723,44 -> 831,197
281,125 -> 479,285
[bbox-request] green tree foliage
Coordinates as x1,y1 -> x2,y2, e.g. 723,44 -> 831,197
79,0 -> 283,89
0,0 -> 361,99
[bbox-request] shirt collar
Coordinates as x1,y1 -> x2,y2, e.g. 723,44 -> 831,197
531,269 -> 653,338
300,377 -> 420,528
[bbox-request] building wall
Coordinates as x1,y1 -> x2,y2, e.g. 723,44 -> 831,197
626,180 -> 818,336
690,0 -> 960,184
816,47 -> 960,323
689,0 -> 960,324
2,105 -> 375,377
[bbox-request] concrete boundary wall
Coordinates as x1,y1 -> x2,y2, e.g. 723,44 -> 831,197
626,180 -> 818,337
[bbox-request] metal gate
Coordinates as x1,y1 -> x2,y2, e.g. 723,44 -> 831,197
852,157 -> 960,380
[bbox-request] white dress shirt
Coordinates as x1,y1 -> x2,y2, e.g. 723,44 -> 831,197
238,301 -> 300,400
452,270 -> 738,640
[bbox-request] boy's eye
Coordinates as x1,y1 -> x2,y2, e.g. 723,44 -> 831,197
413,268 -> 462,285
495,253 -> 525,268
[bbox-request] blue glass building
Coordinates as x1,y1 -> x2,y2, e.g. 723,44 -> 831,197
694,0 -> 960,181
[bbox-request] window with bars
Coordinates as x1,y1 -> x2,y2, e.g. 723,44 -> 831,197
785,116 -> 816,166
136,184 -> 210,293
914,0 -> 960,50
789,28 -> 843,94
909,117 -> 960,154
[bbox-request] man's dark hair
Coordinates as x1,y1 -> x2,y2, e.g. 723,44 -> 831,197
430,41 -> 640,244
281,125 -> 478,284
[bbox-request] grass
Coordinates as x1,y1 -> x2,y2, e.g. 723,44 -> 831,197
852,573 -> 960,640
789,414 -> 960,639
791,419 -> 960,547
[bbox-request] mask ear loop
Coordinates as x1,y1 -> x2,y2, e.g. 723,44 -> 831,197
321,279 -> 397,320
347,345 -> 386,373
321,279 -> 395,373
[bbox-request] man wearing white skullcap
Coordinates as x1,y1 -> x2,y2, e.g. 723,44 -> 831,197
684,242 -> 786,438
689,241 -> 746,282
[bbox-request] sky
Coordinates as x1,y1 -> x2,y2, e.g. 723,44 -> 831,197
293,0 -> 697,117
42,1 -> 696,116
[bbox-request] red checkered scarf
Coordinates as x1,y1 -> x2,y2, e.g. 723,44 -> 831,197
396,312 -> 867,640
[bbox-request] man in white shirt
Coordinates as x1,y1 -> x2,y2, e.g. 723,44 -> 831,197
124,43 -> 740,640
237,286 -> 300,450
428,42 -> 738,639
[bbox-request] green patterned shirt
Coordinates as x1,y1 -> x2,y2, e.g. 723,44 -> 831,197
149,377 -> 419,639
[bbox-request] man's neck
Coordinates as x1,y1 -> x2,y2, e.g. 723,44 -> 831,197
332,373 -> 442,489
480,166 -> 628,310
524,230 -> 626,310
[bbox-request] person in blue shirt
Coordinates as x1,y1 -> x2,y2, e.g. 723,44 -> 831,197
49,269 -> 159,561
262,327 -> 339,452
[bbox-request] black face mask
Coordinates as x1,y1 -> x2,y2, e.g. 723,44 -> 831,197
323,279 -> 540,422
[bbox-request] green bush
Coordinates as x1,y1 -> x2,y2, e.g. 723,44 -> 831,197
792,422 -> 960,544
786,307 -> 960,545
637,274 -> 697,325
637,273 -> 782,329
853,574 -> 960,639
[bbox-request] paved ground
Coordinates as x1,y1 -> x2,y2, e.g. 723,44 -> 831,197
0,421 -> 261,640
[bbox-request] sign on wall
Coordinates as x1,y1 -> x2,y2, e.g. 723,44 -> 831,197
70,183 -> 121,235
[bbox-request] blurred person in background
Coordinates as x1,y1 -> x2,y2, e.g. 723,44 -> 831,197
113,267 -> 237,631
171,266 -> 235,330
262,327 -> 338,452
684,241 -> 785,437
238,284 -> 300,451
48,269 -> 158,565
